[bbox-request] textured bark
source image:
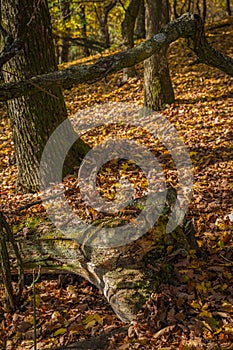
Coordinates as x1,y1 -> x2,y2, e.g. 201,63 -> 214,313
9,187 -> 199,322
2,0 -> 89,192
0,13 -> 233,102
144,0 -> 174,110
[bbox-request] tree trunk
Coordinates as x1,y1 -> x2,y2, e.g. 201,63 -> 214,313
7,187 -> 200,322
135,0 -> 146,39
60,0 -> 71,63
187,0 -> 194,13
202,0 -> 207,24
2,0 -> 89,192
171,0 -> 178,19
79,5 -> 90,57
0,212 -> 24,310
144,0 -> 174,111
95,0 -> 117,48
121,0 -> 141,82
1,13 -> 233,101
226,0 -> 232,16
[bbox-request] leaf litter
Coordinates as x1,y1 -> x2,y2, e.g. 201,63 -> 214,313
0,22 -> 233,349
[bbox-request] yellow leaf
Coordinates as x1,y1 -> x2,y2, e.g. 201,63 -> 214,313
202,321 -> 212,331
83,313 -> 104,329
167,245 -> 173,254
35,294 -> 42,307
190,300 -> 202,309
199,310 -> 212,318
85,320 -> 96,329
54,328 -> 67,336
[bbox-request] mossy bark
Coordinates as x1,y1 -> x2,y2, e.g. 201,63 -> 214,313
144,0 -> 175,110
1,13 -> 232,102
2,0 -> 89,192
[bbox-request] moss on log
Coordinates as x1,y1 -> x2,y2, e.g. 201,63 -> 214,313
8,187 -> 200,322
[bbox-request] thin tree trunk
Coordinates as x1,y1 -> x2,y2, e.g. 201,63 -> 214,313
202,0 -> 207,24
187,0 -> 193,12
104,0 -> 117,47
2,0 -> 89,192
95,0 -> 117,48
135,0 -> 146,39
0,212 -> 24,310
226,0 -> 232,16
122,0 -> 141,82
171,0 -> 178,19
144,0 -> 174,111
79,5 -> 90,57
1,13 -> 233,101
60,0 -> 71,63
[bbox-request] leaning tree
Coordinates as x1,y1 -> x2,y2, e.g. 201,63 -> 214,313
1,9 -> 233,321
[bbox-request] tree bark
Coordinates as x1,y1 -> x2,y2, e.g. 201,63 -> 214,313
202,0 -> 207,24
135,0 -> 146,39
60,0 -> 71,63
0,212 -> 24,310
79,5 -> 90,57
144,0 -> 175,110
1,0 -> 89,192
226,0 -> 232,16
0,13 -> 233,102
121,0 -> 141,81
95,0 -> 117,48
171,0 -> 178,19
8,187 -> 200,322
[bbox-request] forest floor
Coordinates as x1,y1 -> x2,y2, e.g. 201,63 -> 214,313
0,20 -> 233,350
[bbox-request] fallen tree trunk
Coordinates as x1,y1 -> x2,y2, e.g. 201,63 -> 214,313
9,187 -> 199,322
0,13 -> 232,102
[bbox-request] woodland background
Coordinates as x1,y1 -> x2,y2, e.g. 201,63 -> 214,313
0,0 -> 233,349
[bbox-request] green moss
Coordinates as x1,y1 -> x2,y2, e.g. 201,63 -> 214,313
152,78 -> 161,96
13,216 -> 65,241
13,216 -> 41,233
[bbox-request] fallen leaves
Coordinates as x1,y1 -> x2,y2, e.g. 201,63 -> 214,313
0,18 -> 233,350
